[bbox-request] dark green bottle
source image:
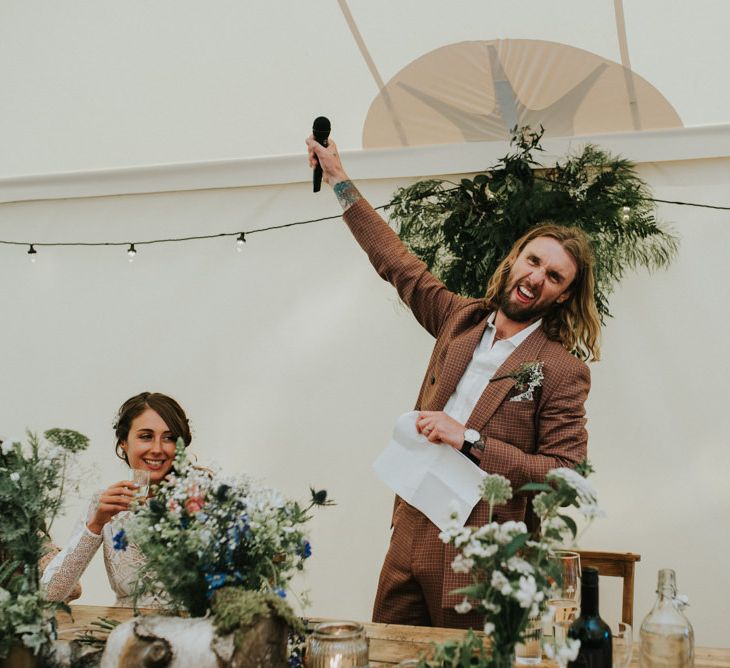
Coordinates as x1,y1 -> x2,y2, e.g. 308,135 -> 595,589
567,566 -> 612,668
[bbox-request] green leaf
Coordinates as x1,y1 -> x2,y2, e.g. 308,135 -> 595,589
557,513 -> 578,538
504,532 -> 530,558
518,482 -> 554,493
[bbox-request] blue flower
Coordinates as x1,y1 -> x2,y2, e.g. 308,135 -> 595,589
204,572 -> 227,597
274,587 -> 287,599
299,540 -> 312,559
112,529 -> 128,551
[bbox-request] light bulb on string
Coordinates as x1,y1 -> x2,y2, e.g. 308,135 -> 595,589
127,243 -> 137,262
621,205 -> 631,222
236,233 -> 246,252
27,244 -> 37,263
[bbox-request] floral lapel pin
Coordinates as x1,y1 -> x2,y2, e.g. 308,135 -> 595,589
491,361 -> 544,402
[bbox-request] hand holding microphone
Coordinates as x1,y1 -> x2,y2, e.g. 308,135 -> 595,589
312,116 -> 330,192
307,117 -> 348,191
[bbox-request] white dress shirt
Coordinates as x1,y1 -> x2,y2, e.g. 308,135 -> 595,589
443,313 -> 542,425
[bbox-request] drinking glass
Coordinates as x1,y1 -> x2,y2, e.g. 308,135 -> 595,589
612,622 -> 632,668
548,550 -> 581,645
515,614 -> 543,664
306,621 -> 369,667
131,468 -> 151,498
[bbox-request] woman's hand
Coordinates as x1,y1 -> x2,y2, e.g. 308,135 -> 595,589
305,135 -> 349,187
86,481 -> 138,535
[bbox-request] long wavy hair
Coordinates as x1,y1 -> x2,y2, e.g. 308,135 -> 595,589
484,224 -> 601,361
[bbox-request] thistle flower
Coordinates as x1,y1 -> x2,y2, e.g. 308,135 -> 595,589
480,474 -> 513,505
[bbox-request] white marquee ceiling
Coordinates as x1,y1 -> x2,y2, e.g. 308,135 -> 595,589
0,0 -> 728,177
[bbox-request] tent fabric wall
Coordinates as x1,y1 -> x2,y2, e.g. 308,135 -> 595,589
2,0 -> 729,651
1,154 -> 728,646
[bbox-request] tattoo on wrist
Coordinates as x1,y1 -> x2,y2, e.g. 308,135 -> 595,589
333,180 -> 362,211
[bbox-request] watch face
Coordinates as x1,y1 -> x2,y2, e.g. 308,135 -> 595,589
464,428 -> 480,444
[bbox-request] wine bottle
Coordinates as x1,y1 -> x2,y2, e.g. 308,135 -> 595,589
567,566 -> 612,668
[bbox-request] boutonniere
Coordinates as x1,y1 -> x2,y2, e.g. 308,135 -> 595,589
492,361 -> 544,402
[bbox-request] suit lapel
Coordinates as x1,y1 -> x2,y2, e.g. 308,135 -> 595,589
466,327 -> 548,429
433,316 -> 491,410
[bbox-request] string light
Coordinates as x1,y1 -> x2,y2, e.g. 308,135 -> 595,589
1,195 -> 728,260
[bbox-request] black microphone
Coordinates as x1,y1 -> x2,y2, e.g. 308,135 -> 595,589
312,116 -> 331,193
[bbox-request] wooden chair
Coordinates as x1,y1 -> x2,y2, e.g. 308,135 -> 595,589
577,550 -> 641,626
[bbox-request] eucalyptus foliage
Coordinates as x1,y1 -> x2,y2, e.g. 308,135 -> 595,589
386,127 -> 678,322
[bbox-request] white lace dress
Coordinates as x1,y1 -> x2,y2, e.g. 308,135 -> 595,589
41,493 -> 165,608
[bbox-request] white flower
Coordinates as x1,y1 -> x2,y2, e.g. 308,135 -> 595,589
541,606 -> 556,625
481,600 -> 501,614
506,556 -> 534,575
451,554 -> 475,574
547,468 -> 598,505
579,503 -> 606,519
9,472 -> 20,482
515,575 -> 539,608
463,540 -> 498,560
454,597 -> 472,614
557,638 -> 581,666
491,569 -> 510,590
1,441 -> 13,455
483,622 -> 495,635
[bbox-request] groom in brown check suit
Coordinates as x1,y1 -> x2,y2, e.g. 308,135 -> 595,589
307,136 -> 602,629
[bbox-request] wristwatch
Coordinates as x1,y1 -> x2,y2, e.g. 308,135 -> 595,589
461,428 -> 485,461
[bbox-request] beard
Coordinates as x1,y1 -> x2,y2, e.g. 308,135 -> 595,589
498,282 -> 557,323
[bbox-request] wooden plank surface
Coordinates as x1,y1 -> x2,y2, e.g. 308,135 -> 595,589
56,605 -> 730,667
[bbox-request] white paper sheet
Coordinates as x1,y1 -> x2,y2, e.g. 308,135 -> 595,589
372,411 -> 486,531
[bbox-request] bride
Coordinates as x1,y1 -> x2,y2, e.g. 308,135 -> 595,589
41,392 -> 192,607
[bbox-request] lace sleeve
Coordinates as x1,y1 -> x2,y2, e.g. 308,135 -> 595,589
40,495 -> 103,602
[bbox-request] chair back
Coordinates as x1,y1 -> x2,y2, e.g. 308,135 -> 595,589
577,550 -> 641,626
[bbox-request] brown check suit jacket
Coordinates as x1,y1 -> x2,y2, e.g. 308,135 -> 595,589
343,199 -> 590,624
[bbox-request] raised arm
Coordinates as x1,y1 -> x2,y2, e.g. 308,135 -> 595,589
306,136 -> 466,337
41,481 -> 137,601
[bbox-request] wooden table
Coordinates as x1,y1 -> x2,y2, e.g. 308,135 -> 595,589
56,605 -> 730,667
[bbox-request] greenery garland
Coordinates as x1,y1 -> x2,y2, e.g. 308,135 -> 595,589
386,126 -> 678,322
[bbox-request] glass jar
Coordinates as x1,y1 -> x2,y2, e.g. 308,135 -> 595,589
306,621 -> 369,667
639,569 -> 694,668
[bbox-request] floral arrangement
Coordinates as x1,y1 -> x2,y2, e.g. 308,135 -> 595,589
421,460 -> 601,668
0,429 -> 89,660
119,440 -> 332,618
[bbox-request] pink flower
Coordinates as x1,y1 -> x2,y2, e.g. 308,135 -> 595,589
185,498 -> 204,514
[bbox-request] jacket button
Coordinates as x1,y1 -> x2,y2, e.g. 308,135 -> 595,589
430,376 -> 436,385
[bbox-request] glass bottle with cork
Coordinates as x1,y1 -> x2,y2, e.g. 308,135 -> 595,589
639,568 -> 694,668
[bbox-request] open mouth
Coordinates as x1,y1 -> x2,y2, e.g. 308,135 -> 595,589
142,459 -> 168,471
514,284 -> 536,304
